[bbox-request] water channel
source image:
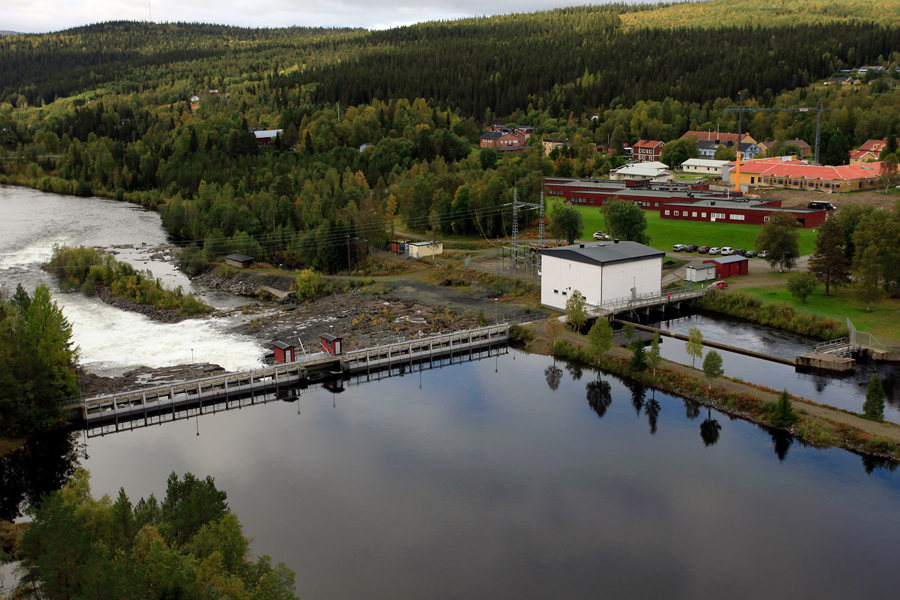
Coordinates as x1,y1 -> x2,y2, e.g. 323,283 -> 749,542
2,186 -> 899,597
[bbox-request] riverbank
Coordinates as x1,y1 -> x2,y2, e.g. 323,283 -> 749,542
518,318 -> 900,463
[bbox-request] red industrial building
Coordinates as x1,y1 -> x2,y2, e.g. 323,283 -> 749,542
544,177 -> 827,228
661,199 -> 827,228
704,255 -> 749,278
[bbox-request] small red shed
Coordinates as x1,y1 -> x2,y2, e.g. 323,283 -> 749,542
321,333 -> 343,356
273,341 -> 295,363
703,255 -> 749,278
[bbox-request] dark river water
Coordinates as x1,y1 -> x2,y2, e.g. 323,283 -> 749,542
7,352 -> 885,599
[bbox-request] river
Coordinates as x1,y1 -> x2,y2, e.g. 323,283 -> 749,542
0,185 -> 265,375
2,351 -> 897,599
2,187 -> 900,598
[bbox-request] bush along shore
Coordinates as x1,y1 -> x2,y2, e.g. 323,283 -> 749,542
46,245 -> 211,320
512,323 -> 900,464
696,290 -> 848,340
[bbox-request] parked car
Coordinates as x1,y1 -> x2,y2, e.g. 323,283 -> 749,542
593,231 -> 611,240
685,244 -> 698,253
720,246 -> 734,255
672,243 -> 685,252
698,246 -> 710,254
745,250 -> 757,258
808,201 -> 835,211
758,250 -> 768,258
708,247 -> 721,255
707,280 -> 728,290
734,248 -> 746,256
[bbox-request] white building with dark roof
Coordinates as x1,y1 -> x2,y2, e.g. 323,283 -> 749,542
538,241 -> 664,310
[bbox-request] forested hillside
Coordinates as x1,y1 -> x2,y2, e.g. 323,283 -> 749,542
0,1 -> 898,275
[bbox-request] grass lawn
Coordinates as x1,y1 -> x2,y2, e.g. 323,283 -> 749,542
572,205 -> 818,255
741,281 -> 900,342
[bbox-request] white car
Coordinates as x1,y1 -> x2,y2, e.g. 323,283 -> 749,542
593,231 -> 611,241
720,246 -> 734,255
708,247 -> 721,255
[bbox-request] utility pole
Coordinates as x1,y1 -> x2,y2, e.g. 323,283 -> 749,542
814,101 -> 823,164
512,185 -> 519,262
539,189 -> 545,247
345,234 -> 351,270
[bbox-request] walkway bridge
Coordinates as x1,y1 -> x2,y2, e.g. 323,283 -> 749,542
71,324 -> 509,435
589,286 -> 708,319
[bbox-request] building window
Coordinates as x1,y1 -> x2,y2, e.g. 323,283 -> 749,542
729,214 -> 745,221
764,216 -> 771,222
701,212 -> 706,218
554,289 -> 559,294
665,210 -> 670,215
692,212 -> 698,217
674,211 -> 679,216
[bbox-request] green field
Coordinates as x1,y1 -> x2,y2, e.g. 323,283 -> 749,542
571,205 -> 818,255
741,280 -> 900,342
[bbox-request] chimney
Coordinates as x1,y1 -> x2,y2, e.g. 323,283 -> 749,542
579,243 -> 585,248
614,239 -> 619,244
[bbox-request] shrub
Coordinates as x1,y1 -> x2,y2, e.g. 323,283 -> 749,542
295,269 -> 328,301
770,390 -> 798,428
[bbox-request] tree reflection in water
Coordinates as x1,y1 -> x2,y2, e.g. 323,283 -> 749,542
700,407 -> 722,447
586,379 -> 612,419
565,363 -> 583,381
770,429 -> 793,461
0,429 -> 81,521
628,381 -> 645,416
683,398 -> 701,420
644,390 -> 661,435
544,365 -> 563,391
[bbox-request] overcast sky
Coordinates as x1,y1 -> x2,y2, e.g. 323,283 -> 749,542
5,0 -> 660,34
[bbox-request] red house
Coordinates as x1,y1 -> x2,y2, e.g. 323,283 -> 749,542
704,255 -> 749,278
273,341 -> 296,363
632,140 -> 665,162
321,334 -> 343,356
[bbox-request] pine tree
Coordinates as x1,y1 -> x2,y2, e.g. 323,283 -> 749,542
808,216 -> 849,296
863,375 -> 885,421
771,390 -> 798,428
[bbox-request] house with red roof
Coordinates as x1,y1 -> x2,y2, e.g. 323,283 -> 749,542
727,157 -> 884,192
849,138 -> 888,164
632,139 -> 665,162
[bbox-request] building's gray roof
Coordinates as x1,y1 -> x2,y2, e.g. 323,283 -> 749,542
539,241 -> 664,267
481,131 -> 504,139
704,255 -> 749,264
252,129 -> 283,139
273,340 -> 293,350
667,200 -> 820,213
224,253 -> 255,262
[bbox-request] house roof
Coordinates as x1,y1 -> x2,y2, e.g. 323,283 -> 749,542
760,139 -> 811,149
224,253 -> 255,263
252,129 -> 283,140
539,241 -> 665,267
858,138 -> 887,152
481,131 -> 504,139
633,139 -> 664,149
408,241 -> 441,247
681,158 -> 729,168
731,158 -> 884,181
704,255 -> 748,265
615,164 -> 672,177
681,131 -> 753,144
273,341 -> 294,350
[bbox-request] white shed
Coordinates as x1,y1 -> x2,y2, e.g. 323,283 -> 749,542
538,241 -> 665,311
681,158 -> 729,175
407,241 -> 443,259
685,263 -> 716,283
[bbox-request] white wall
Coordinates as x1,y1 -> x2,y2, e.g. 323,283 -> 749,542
600,258 -> 661,303
407,242 -> 443,259
540,253 -> 662,310
540,254 -> 603,310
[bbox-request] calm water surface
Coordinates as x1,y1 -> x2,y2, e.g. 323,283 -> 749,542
651,313 -> 900,423
74,351 -> 900,600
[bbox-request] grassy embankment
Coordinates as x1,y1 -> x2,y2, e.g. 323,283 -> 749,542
513,320 -> 900,462
739,278 -> 900,342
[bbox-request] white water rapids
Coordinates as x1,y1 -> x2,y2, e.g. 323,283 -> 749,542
0,186 -> 265,375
